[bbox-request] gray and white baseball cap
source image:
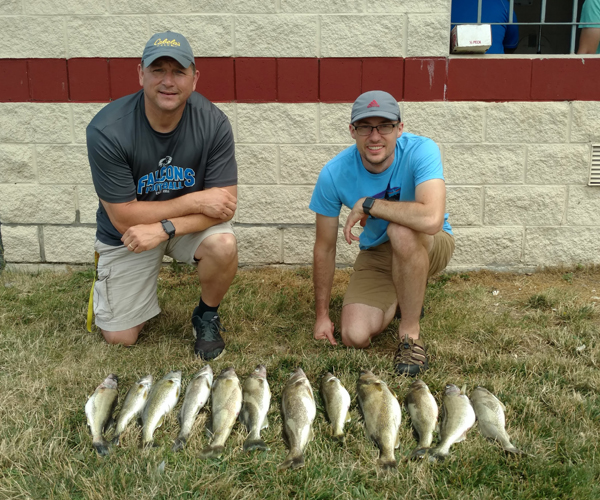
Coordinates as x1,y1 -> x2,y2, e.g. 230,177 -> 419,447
142,31 -> 195,69
351,90 -> 401,123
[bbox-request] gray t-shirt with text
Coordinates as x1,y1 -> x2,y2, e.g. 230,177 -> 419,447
87,90 -> 237,246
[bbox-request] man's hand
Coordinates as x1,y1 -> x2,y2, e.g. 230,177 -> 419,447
122,222 -> 168,253
195,187 -> 237,220
314,316 -> 337,345
343,197 -> 369,244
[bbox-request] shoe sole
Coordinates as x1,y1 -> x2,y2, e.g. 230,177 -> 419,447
196,348 -> 226,362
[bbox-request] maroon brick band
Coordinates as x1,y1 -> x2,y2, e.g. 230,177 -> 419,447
1,57 -> 599,103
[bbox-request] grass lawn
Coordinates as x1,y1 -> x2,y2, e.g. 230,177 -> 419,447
0,265 -> 599,499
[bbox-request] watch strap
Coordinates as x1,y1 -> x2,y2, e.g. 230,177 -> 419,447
160,219 -> 176,240
362,197 -> 376,216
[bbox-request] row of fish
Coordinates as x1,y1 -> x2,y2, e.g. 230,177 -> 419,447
85,367 -> 522,470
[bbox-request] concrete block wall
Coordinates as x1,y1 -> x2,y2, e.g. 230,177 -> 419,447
1,0 -> 599,272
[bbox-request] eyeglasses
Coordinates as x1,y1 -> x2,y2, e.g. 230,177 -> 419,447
352,122 -> 399,136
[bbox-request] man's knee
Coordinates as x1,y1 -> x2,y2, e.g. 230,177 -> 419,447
387,223 -> 430,255
197,233 -> 238,262
341,327 -> 371,349
101,325 -> 143,346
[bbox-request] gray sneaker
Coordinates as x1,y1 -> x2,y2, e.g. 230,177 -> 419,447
192,309 -> 226,360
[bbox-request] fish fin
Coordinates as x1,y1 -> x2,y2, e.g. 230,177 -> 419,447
93,440 -> 110,457
460,384 -> 467,395
395,433 -> 401,449
345,413 -> 351,423
429,447 -> 448,462
455,431 -> 468,443
409,447 -> 430,460
172,437 -> 187,452
504,445 -> 526,456
111,434 -> 121,447
278,449 -> 304,471
156,416 -> 164,429
243,438 -> 270,452
103,416 -> 115,434
199,445 -> 224,460
261,416 -> 269,430
308,426 -> 314,442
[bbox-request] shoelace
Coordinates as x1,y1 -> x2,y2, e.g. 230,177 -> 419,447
201,315 -> 226,342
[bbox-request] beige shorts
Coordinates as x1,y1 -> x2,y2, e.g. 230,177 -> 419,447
343,231 -> 455,312
93,222 -> 235,332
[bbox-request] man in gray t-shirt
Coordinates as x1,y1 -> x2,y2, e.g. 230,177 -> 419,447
86,30 -> 237,360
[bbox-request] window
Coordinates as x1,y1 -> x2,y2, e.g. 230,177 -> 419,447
450,0 -> 594,55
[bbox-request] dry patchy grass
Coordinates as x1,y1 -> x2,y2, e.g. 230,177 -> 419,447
0,265 -> 599,499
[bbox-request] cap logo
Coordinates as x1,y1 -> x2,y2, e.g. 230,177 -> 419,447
367,100 -> 380,108
154,38 -> 181,47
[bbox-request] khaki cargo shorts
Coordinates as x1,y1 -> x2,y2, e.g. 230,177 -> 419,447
343,230 -> 455,312
93,222 -> 235,332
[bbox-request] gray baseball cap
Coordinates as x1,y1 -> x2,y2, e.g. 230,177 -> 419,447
142,31 -> 195,68
351,90 -> 401,123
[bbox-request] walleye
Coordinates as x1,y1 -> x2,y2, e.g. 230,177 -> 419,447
200,367 -> 242,459
112,374 -> 153,446
279,368 -> 316,470
85,374 -> 118,456
429,384 -> 476,460
141,371 -> 181,447
320,372 -> 351,442
404,379 -> 438,458
356,370 -> 402,470
173,365 -> 213,452
471,387 -> 523,455
239,364 -> 271,452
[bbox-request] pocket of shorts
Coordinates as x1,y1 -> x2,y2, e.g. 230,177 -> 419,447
93,267 -> 113,321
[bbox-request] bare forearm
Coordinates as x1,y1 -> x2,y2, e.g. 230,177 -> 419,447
313,245 -> 336,318
370,199 -> 443,235
170,212 -> 231,236
103,194 -> 201,233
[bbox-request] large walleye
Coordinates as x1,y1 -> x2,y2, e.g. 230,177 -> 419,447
470,387 -> 523,455
239,364 -> 271,452
200,367 -> 242,459
173,365 -> 213,452
112,374 -> 153,446
404,379 -> 438,458
141,371 -> 181,447
279,368 -> 316,470
356,370 -> 402,470
320,372 -> 351,442
428,384 -> 476,460
85,373 -> 118,456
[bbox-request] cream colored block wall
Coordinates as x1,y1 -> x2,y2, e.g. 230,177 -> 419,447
1,99 -> 599,271
0,1 -> 451,58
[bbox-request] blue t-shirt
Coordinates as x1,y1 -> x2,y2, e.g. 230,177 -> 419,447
309,133 -> 452,251
580,0 -> 600,54
451,0 -> 519,54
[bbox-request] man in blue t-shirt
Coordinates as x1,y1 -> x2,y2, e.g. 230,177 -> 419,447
578,0 -> 600,54
451,0 -> 519,54
309,91 -> 455,376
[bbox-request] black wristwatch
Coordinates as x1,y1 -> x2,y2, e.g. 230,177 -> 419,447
362,197 -> 376,216
161,219 -> 176,240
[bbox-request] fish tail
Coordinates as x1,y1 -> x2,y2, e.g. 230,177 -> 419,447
172,436 -> 187,452
377,457 -> 397,470
429,446 -> 449,462
243,438 -> 269,452
93,439 -> 110,457
409,447 -> 430,460
504,445 -> 525,455
331,432 -> 345,444
278,449 -> 304,471
199,445 -> 224,459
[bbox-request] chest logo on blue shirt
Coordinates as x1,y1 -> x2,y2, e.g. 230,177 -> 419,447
372,186 -> 401,202
137,156 -> 196,195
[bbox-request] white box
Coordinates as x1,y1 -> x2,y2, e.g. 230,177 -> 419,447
451,24 -> 492,53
